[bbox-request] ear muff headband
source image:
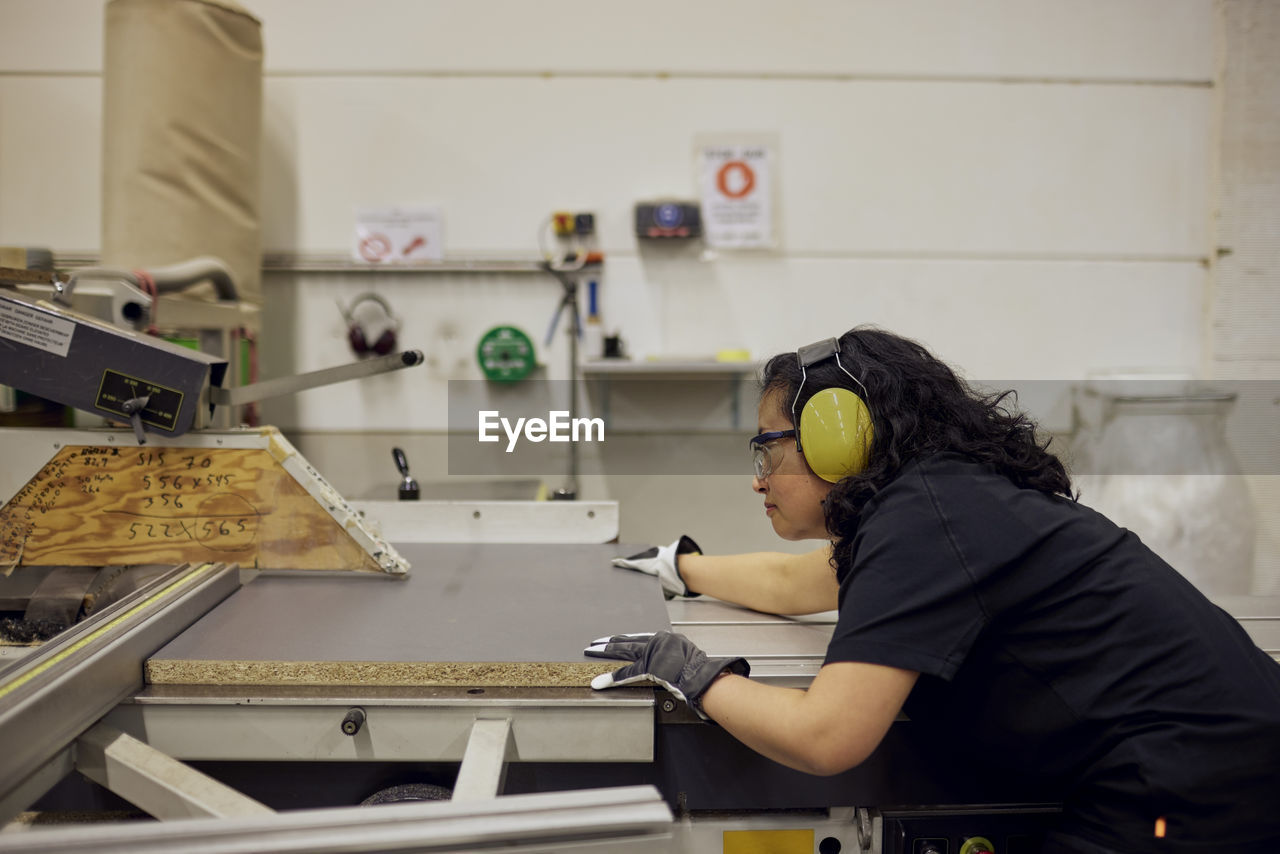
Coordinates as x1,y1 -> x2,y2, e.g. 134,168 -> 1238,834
792,337 -> 875,482
344,293 -> 399,356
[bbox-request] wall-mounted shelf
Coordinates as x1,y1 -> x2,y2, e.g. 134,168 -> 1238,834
261,253 -> 556,275
581,359 -> 757,377
50,252 -> 593,277
581,359 -> 759,428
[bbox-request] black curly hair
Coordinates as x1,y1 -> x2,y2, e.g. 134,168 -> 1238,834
760,327 -> 1074,568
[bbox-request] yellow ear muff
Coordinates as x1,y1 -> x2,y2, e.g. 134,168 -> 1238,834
799,387 -> 874,482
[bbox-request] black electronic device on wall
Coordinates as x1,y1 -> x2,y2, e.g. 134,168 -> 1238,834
634,201 -> 702,239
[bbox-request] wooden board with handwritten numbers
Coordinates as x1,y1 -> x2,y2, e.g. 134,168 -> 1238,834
0,442 -> 386,573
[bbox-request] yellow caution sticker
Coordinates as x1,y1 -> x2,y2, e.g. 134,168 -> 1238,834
723,829 -> 815,854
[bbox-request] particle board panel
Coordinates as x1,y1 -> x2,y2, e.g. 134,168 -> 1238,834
146,543 -> 670,688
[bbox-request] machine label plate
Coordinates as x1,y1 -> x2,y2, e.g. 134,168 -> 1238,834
723,830 -> 814,854
96,370 -> 184,432
0,299 -> 75,357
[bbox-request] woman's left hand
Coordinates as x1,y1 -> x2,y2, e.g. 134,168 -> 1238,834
585,631 -> 748,719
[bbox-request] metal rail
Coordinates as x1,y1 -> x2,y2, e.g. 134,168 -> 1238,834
0,563 -> 241,823
0,785 -> 673,854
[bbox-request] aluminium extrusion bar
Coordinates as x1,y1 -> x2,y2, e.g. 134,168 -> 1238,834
207,349 -> 424,408
0,784 -> 674,854
0,562 -> 241,822
348,499 -> 620,544
75,723 -> 274,819
0,748 -> 75,827
103,685 -> 654,763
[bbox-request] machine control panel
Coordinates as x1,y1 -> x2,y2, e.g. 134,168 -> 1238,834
882,807 -> 1060,854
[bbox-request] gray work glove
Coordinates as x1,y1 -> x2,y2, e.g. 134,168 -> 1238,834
611,535 -> 702,599
584,631 -> 749,720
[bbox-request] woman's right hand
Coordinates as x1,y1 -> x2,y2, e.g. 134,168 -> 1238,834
610,535 -> 703,599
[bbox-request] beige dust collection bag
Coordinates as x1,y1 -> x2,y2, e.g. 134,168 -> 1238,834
102,0 -> 264,305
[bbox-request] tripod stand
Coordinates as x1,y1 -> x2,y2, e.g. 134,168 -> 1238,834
543,263 -> 586,500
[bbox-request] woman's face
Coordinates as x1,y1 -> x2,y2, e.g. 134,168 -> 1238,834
752,389 -> 835,541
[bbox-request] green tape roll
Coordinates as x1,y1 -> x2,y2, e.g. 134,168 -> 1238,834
477,325 -> 536,383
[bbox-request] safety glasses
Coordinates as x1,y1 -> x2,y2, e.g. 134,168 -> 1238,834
749,430 -> 797,479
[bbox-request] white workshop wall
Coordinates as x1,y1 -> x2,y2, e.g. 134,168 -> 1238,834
4,0 -> 1262,561
1,1 -> 1217,396
1210,0 -> 1280,593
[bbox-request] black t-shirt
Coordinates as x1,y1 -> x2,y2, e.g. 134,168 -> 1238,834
825,453 -> 1280,852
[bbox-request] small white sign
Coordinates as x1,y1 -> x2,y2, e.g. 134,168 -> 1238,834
699,144 -> 774,249
353,205 -> 444,263
0,300 -> 74,357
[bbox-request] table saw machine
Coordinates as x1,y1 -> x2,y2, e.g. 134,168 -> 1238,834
2,274 -> 1279,853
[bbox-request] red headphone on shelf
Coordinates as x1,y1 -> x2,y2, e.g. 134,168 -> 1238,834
342,293 -> 399,357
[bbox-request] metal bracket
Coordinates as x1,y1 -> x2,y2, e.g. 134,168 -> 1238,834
856,806 -> 876,851
451,718 -> 515,801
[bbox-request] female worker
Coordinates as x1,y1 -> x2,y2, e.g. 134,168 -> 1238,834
587,327 -> 1280,853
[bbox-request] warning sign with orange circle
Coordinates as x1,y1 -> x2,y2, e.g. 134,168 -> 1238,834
716,160 -> 756,199
699,144 -> 774,249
